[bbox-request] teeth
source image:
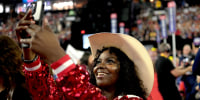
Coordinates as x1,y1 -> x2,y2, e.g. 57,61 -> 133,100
97,73 -> 106,76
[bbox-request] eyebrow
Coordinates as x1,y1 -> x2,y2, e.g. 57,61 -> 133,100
98,56 -> 117,60
107,56 -> 117,59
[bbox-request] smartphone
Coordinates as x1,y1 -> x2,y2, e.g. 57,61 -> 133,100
27,0 -> 44,26
21,0 -> 44,48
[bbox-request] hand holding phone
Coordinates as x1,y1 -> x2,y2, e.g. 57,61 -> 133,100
15,0 -> 44,48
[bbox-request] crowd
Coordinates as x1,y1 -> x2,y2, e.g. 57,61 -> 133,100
129,6 -> 200,100
132,5 -> 200,42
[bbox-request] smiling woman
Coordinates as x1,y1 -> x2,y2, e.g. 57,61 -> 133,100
93,48 -> 121,89
90,47 -> 147,100
88,33 -> 154,100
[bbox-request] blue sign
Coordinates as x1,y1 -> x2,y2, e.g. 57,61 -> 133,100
168,1 -> 176,33
119,22 -> 125,34
110,13 -> 117,33
160,15 -> 167,38
156,29 -> 161,43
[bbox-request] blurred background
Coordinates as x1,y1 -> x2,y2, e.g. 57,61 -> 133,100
0,0 -> 200,51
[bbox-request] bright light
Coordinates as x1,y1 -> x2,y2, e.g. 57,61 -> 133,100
23,4 -> 27,8
5,6 -> 10,13
81,30 -> 85,34
150,0 -> 154,2
44,1 -> 52,11
0,4 -> 3,13
53,1 -> 74,10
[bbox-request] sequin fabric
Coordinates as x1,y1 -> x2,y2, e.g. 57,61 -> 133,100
23,56 -> 143,100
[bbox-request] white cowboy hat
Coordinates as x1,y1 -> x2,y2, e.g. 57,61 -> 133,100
89,32 -> 154,96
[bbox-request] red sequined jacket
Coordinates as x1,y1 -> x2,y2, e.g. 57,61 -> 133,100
23,55 -> 143,100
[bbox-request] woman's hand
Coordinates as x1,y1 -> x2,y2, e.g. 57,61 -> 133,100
16,10 -> 35,42
21,24 -> 66,64
15,10 -> 36,61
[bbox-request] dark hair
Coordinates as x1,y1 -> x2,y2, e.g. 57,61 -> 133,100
90,47 -> 147,99
0,35 -> 26,99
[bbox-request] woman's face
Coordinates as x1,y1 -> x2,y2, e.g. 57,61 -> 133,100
93,50 -> 120,88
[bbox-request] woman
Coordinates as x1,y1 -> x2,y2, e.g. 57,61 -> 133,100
88,33 -> 154,100
16,10 -> 154,100
90,47 -> 146,99
0,35 -> 32,100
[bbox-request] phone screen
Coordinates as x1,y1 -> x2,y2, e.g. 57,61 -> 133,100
27,0 -> 44,26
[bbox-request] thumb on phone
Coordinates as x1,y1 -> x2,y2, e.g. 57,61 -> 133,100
23,9 -> 33,20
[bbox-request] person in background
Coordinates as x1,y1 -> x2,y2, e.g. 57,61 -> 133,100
147,47 -> 163,100
178,38 -> 200,97
148,47 -> 158,65
192,37 -> 200,55
192,47 -> 200,100
178,44 -> 196,100
16,10 -> 154,100
155,43 -> 192,100
179,44 -> 194,66
0,35 -> 32,100
78,51 -> 94,74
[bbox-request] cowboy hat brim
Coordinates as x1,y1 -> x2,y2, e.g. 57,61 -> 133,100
89,32 -> 154,96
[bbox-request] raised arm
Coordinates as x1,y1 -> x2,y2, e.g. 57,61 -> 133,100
15,10 -> 54,99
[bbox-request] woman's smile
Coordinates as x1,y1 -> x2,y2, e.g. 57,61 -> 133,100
96,72 -> 106,78
93,50 -> 120,87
